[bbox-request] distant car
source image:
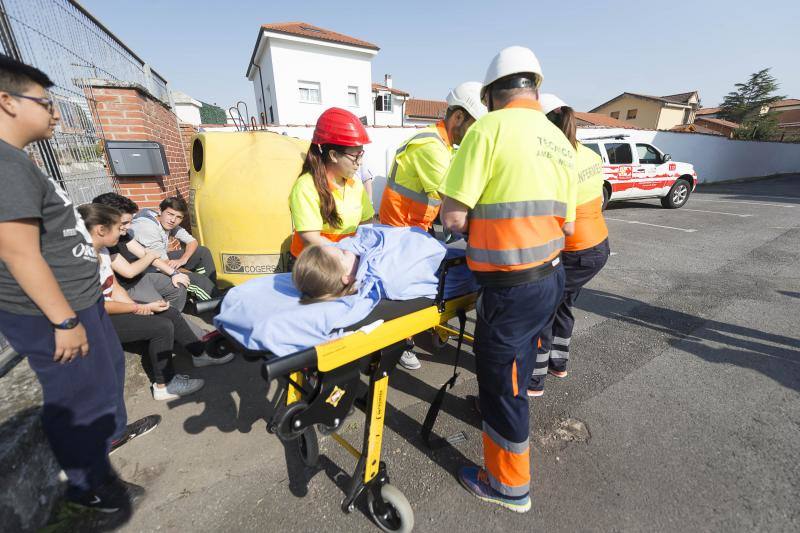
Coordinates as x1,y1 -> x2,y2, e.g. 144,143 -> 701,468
580,134 -> 697,209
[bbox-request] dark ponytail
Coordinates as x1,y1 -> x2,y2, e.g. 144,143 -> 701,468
77,203 -> 121,231
300,143 -> 346,228
547,106 -> 578,149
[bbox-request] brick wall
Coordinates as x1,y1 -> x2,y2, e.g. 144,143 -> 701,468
88,83 -> 196,209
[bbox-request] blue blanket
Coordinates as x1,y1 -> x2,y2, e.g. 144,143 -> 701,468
214,225 -> 477,356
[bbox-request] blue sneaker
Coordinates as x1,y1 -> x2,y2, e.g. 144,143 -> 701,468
458,466 -> 531,513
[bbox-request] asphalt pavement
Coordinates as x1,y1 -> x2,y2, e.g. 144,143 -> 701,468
97,175 -> 800,533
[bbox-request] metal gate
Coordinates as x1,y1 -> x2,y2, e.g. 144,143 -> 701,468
0,0 -> 170,365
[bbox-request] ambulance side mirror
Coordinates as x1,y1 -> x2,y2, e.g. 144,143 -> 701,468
663,153 -> 672,162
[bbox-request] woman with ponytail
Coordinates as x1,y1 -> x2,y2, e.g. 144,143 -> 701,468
528,94 -> 610,397
289,108 -> 375,260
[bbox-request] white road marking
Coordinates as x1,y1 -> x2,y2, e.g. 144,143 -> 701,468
718,194 -> 800,201
692,198 -> 797,208
605,218 -> 698,233
681,208 -> 753,218
610,252 -> 618,256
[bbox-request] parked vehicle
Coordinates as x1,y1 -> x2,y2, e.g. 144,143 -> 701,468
580,134 -> 697,209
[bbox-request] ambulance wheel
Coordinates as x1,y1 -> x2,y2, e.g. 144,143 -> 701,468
275,401 -> 308,441
297,427 -> 319,467
661,179 -> 691,209
367,484 -> 414,533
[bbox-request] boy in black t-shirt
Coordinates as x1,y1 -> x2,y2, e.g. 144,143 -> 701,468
0,54 -> 155,513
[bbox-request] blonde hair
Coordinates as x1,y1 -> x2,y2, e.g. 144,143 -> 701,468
292,244 -> 355,303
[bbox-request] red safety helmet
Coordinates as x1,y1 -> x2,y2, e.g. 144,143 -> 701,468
312,107 -> 370,146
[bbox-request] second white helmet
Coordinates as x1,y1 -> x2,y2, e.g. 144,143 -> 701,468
539,93 -> 568,115
446,81 -> 488,120
481,45 -> 544,100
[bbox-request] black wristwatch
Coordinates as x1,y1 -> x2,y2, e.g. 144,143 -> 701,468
52,317 -> 80,330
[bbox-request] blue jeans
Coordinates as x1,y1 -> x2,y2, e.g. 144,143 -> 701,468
0,299 -> 127,497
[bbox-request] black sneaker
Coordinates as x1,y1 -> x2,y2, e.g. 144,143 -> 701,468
69,480 -> 135,514
110,414 -> 161,455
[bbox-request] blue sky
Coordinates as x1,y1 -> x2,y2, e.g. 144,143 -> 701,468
81,0 -> 799,114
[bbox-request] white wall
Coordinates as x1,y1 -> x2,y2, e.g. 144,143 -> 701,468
253,38 -> 374,126
579,127 -> 800,182
174,102 -> 202,126
372,94 -> 406,126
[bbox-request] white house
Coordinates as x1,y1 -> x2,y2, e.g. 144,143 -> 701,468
371,75 -> 409,126
246,22 -> 379,126
171,90 -> 202,125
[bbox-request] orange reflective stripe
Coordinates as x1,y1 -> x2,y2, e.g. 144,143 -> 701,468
512,360 -> 518,397
435,120 -> 452,148
379,186 -> 439,230
467,216 -> 564,271
482,432 -> 530,493
290,230 -> 354,257
502,99 -> 542,111
564,196 -> 608,252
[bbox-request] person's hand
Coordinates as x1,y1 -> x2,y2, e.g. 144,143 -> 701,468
134,303 -> 153,315
166,258 -> 187,270
144,251 -> 159,264
147,300 -> 170,313
53,323 -> 89,363
171,272 -> 190,288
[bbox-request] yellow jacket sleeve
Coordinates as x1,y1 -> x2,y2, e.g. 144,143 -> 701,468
409,142 -> 450,194
289,178 -> 323,232
438,128 -> 493,209
361,186 -> 375,221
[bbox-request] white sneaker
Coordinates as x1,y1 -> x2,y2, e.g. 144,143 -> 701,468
192,351 -> 235,367
152,374 -> 204,400
399,350 -> 421,370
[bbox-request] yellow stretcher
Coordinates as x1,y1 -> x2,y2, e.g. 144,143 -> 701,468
211,258 -> 475,532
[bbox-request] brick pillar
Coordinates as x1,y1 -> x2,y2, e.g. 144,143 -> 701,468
87,82 -> 192,209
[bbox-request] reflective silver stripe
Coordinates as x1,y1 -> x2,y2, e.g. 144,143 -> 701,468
483,422 -> 529,454
471,200 -> 567,220
386,179 -> 441,207
532,366 -> 549,376
553,336 -> 571,346
467,236 -> 564,265
486,470 -> 530,498
535,350 -> 550,362
550,349 -> 569,361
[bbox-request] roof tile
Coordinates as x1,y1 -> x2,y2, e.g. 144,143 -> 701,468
261,22 -> 379,50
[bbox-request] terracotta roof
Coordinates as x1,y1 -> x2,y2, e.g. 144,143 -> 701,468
660,91 -> 699,104
770,99 -> 800,109
575,112 -> 637,129
405,99 -> 447,119
695,116 -> 739,129
696,107 -> 720,116
261,22 -> 379,51
372,83 -> 409,97
669,123 -> 722,135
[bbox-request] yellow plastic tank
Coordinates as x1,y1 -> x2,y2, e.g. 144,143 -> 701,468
189,131 -> 309,287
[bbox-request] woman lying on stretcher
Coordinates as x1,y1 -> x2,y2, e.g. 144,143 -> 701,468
214,225 -> 477,358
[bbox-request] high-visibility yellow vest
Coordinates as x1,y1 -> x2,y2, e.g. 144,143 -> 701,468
439,99 -> 576,279
379,121 -> 452,230
565,143 -> 608,252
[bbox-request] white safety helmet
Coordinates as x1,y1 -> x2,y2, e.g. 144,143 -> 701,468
481,45 -> 544,100
446,81 -> 488,120
539,93 -> 568,115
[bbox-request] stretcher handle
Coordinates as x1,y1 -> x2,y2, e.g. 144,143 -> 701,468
262,347 -> 317,384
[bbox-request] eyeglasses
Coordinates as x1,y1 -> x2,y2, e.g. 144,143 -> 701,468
340,150 -> 365,164
9,93 -> 56,115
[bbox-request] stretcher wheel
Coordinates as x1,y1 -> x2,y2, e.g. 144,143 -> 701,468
432,331 -> 450,350
367,484 -> 414,533
298,427 -> 319,467
274,401 -> 308,441
206,336 -> 233,358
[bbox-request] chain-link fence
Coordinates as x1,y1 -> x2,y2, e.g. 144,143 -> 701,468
0,0 -> 170,366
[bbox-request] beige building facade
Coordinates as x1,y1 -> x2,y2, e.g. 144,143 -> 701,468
590,91 -> 699,130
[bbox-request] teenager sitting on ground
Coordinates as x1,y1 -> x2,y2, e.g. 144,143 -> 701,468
92,192 -> 190,311
78,203 -> 234,401
130,196 -> 217,304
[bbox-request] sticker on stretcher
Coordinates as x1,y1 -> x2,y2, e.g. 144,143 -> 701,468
222,253 -> 281,274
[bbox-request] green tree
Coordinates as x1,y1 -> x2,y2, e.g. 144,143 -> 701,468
199,101 -> 228,124
719,68 -> 785,140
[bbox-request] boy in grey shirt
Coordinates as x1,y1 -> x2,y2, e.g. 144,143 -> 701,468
130,196 -> 218,302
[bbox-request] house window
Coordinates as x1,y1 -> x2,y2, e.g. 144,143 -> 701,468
605,143 -> 633,164
626,109 -> 638,120
298,81 -> 321,104
682,108 -> 691,124
610,111 -> 620,119
347,86 -> 359,107
375,93 -> 392,112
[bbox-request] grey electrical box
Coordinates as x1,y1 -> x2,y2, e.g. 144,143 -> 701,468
105,141 -> 170,177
